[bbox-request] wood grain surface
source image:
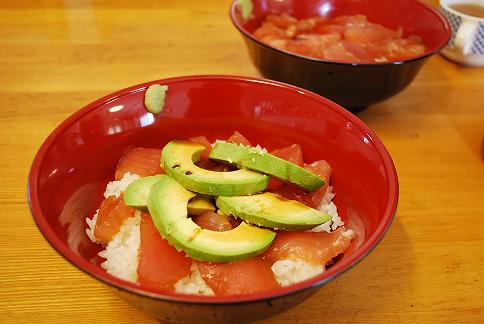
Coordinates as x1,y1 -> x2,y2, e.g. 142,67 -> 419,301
1,0 -> 483,323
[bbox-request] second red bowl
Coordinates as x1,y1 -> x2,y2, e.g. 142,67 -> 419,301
230,0 -> 451,110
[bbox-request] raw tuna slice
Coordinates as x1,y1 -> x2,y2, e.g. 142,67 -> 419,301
192,211 -> 233,232
227,131 -> 251,146
197,257 -> 280,295
115,147 -> 163,180
262,227 -> 355,265
94,195 -> 136,244
190,136 -> 212,160
137,213 -> 192,291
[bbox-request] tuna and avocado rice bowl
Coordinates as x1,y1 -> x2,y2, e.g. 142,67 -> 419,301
86,130 -> 356,296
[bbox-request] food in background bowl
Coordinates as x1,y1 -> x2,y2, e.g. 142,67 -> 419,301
254,14 -> 426,63
86,130 -> 356,296
28,75 -> 398,323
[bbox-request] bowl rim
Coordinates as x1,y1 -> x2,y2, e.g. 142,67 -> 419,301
229,0 -> 452,66
28,74 -> 399,305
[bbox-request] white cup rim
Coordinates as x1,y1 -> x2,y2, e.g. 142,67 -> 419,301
440,1 -> 484,21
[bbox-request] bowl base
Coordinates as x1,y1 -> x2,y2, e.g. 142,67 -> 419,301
115,286 -> 319,323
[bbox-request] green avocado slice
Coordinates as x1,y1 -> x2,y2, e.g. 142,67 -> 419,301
162,140 -> 269,196
216,192 -> 332,231
147,175 -> 276,262
124,174 -> 215,214
124,174 -> 164,211
209,142 -> 325,192
187,195 -> 215,215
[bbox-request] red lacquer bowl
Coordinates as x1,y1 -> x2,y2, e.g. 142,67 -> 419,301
28,75 -> 398,323
230,0 -> 451,110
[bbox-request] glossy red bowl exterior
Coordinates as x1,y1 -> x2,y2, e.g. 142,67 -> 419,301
230,0 -> 451,110
28,75 -> 398,323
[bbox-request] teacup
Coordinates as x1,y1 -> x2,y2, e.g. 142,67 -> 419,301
440,0 -> 484,66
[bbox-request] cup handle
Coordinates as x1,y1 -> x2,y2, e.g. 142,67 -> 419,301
454,20 -> 479,55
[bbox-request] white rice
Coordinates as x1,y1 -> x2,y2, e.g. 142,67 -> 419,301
308,186 -> 344,233
85,209 -> 100,244
98,211 -> 141,283
103,172 -> 140,199
175,263 -> 215,296
86,172 -> 142,282
271,259 -> 325,287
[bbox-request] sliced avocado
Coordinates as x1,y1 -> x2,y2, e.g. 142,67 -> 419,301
209,142 -> 324,192
162,140 -> 269,196
123,175 -> 214,215
124,174 -> 212,213
124,174 -> 164,211
187,195 -> 215,215
147,175 -> 276,262
216,192 -> 331,230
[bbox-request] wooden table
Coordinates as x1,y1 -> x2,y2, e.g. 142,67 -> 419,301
1,1 -> 483,323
